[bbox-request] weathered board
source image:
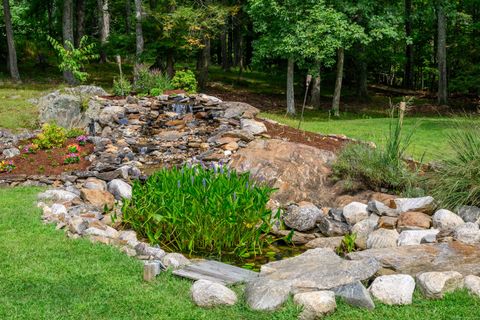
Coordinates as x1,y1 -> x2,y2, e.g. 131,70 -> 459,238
173,260 -> 258,285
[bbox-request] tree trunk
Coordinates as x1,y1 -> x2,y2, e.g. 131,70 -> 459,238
356,45 -> 369,101
97,0 -> 110,62
76,0 -> 86,47
437,2 -> 448,105
3,0 -> 20,82
332,47 -> 345,117
197,38 -> 211,90
135,0 -> 144,63
310,63 -> 321,109
221,24 -> 228,71
404,0 -> 413,89
227,17 -> 233,68
125,0 -> 132,32
166,49 -> 175,78
286,58 -> 295,115
63,0 -> 76,84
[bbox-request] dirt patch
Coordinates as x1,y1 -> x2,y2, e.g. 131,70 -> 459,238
0,139 -> 93,177
259,119 -> 348,153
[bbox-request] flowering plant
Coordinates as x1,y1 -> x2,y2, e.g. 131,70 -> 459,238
76,135 -> 87,146
66,144 -> 81,153
64,153 -> 80,164
0,160 -> 16,173
23,143 -> 39,154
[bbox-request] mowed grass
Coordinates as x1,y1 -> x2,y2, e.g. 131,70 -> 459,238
1,187 -> 480,320
261,110 -> 480,161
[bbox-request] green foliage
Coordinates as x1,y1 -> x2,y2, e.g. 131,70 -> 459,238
171,70 -> 198,93
332,106 -> 419,193
66,128 -> 85,139
134,65 -> 172,95
47,35 -> 99,83
113,77 -> 132,96
0,160 -> 16,173
428,119 -> 480,210
33,123 -> 67,150
336,233 -> 357,256
122,164 -> 275,257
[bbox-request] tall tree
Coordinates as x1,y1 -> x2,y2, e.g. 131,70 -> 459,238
76,0 -> 86,46
2,0 -> 20,82
309,63 -> 321,109
404,0 -> 414,89
98,0 -> 110,62
286,58 -> 295,114
62,0 -> 76,84
332,47 -> 345,117
135,0 -> 144,64
436,1 -> 448,104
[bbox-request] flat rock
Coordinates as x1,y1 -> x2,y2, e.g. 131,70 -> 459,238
343,202 -> 369,225
293,291 -> 336,320
191,279 -> 237,307
333,281 -> 375,310
366,228 -> 399,249
161,253 -> 190,269
458,206 -> 480,224
38,189 -> 79,203
465,275 -> 480,297
417,271 -> 464,298
397,211 -> 432,230
397,229 -> 439,246
347,242 -> 480,276
432,209 -> 464,233
173,260 -> 257,285
270,228 -> 316,245
305,236 -> 343,250
453,223 -> 480,244
245,248 -> 379,311
369,274 -> 415,305
222,101 -> 260,119
393,196 -> 435,214
283,202 -> 322,232
240,118 -> 267,135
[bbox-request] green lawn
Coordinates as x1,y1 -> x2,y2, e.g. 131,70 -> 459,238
1,187 -> 479,319
261,110 -> 480,162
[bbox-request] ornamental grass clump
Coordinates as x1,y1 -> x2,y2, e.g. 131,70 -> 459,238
122,164 -> 275,257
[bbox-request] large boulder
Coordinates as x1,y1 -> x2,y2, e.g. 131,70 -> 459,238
348,242 -> 480,276
107,179 -> 132,200
458,206 -> 480,224
38,86 -> 106,129
465,275 -> 480,297
453,223 -> 480,244
293,291 -> 336,320
397,211 -> 432,230
369,274 -> 415,305
392,196 -> 435,214
343,202 -> 369,225
332,281 -> 375,310
221,101 -> 260,119
397,229 -> 439,246
283,202 -> 322,232
432,209 -> 464,233
190,279 -> 237,308
352,215 -> 379,249
230,139 -> 336,206
245,248 -> 379,311
417,271 -> 464,299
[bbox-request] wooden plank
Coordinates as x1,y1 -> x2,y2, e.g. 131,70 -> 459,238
173,260 -> 258,285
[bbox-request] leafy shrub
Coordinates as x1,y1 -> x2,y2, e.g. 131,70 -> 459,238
122,164 -> 275,257
34,123 -> 67,150
150,88 -> 162,96
0,160 -> 16,173
23,143 -> 39,154
428,119 -> 480,210
64,153 -> 80,164
113,77 -> 132,96
333,105 -> 419,193
134,65 -> 172,95
336,233 -> 357,256
66,128 -> 85,139
171,70 -> 198,93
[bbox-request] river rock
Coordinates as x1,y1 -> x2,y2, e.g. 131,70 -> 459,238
432,209 -> 464,233
366,229 -> 399,249
458,206 -> 480,224
343,202 -> 369,225
305,237 -> 343,250
245,248 -> 379,311
230,139 -> 336,206
453,223 -> 480,244
465,275 -> 480,297
317,216 -> 350,237
397,229 -> 439,246
347,242 -> 480,276
2,147 -> 20,158
352,215 -> 379,249
191,279 -> 237,307
83,177 -> 107,191
417,271 -> 464,299
283,202 -> 322,231
332,281 -> 375,310
369,274 -> 415,305
293,291 -> 336,320
107,179 -> 132,200
392,196 -> 435,214
397,211 -> 432,230
367,200 -> 398,217
161,253 -> 190,269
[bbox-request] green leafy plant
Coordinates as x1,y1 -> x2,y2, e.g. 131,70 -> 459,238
428,118 -> 480,210
66,128 -> 85,139
336,233 -> 357,256
122,163 -> 275,257
0,160 -> 16,173
22,143 -> 39,154
134,65 -> 173,95
171,70 -> 198,93
63,153 -> 80,164
33,123 -> 67,150
113,77 -> 133,96
47,35 -> 98,83
150,88 -> 162,96
66,144 -> 80,153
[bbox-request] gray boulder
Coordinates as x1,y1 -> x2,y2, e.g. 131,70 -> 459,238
221,101 -> 259,119
161,253 -> 190,269
333,281 -> 375,310
317,215 -> 350,237
393,196 -> 435,214
417,271 -> 464,299
367,200 -> 399,217
107,179 -> 132,200
38,189 -> 79,203
240,118 -> 267,135
305,236 -> 343,250
458,206 -> 480,224
366,228 -> 399,249
352,215 -> 379,250
453,223 -> 480,244
432,209 -> 464,233
2,147 -> 20,158
283,202 -> 322,232
465,275 -> 480,297
293,291 -> 336,320
369,274 -> 415,305
343,202 -> 369,225
397,229 -> 439,246
191,279 -> 237,308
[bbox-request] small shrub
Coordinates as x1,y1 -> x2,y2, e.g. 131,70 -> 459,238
64,153 -> 80,164
150,88 -> 162,96
134,65 -> 172,95
113,77 -> 132,96
34,123 -> 67,150
66,128 -> 85,139
75,135 -> 88,146
0,160 -> 16,173
122,164 -> 275,257
428,118 -> 480,209
336,233 -> 357,256
23,143 -> 39,154
171,70 -> 198,93
66,144 -> 81,153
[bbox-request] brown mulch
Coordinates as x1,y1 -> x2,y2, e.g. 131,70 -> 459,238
260,119 -> 348,153
0,139 -> 93,177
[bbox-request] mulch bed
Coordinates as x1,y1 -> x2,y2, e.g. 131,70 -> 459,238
0,139 -> 93,177
260,119 -> 348,153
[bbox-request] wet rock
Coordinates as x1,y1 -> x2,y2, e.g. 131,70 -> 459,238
432,209 -> 464,233
305,236 -> 343,250
191,280 -> 237,307
458,206 -> 480,224
417,271 -> 464,299
333,281 -> 375,310
397,229 -> 439,246
369,274 -> 415,305
343,202 -> 369,225
107,179 -> 132,200
453,223 -> 480,244
293,291 -> 336,320
366,229 -> 399,249
317,216 -> 350,237
283,202 -> 322,232
393,196 -> 435,215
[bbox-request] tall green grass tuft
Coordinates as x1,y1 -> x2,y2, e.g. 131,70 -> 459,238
332,102 -> 420,193
122,164 -> 275,257
428,118 -> 480,210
